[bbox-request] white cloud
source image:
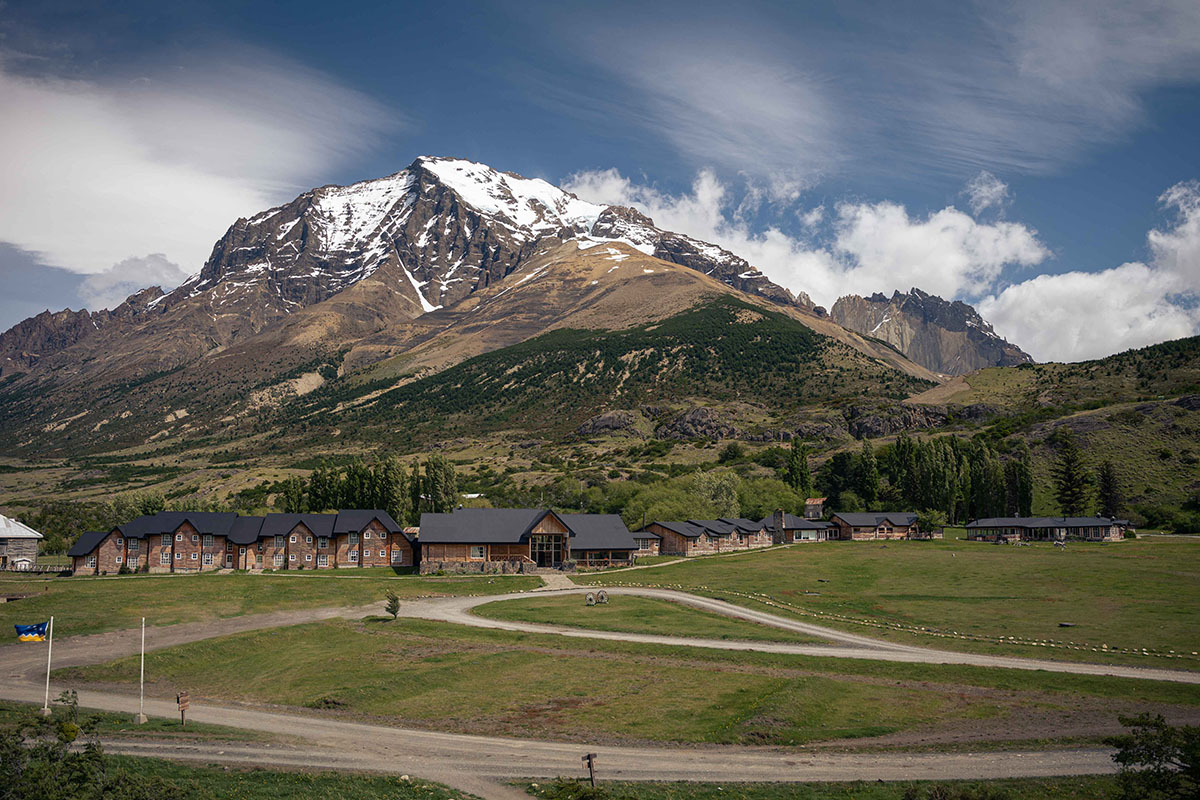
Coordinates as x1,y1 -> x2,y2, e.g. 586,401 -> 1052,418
963,171 -> 1010,215
0,48 -> 399,287
978,264 -> 1198,362
563,167 -> 1048,307
79,254 -> 188,312
980,180 -> 1200,361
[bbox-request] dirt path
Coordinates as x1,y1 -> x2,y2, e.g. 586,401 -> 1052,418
423,587 -> 1200,684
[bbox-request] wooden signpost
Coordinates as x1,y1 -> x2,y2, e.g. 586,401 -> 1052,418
581,752 -> 597,787
176,691 -> 190,728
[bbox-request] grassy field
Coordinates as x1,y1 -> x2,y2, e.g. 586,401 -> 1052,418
473,594 -> 824,643
0,699 -> 269,742
0,571 -> 540,637
57,617 -> 1200,748
579,538 -> 1200,668
525,776 -> 1119,800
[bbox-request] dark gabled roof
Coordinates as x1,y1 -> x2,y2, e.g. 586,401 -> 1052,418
261,513 -> 336,539
722,517 -> 766,533
418,508 -> 567,544
146,511 -> 239,537
559,514 -> 637,551
688,520 -> 736,537
334,509 -> 403,535
633,529 -> 662,540
966,516 -> 1119,529
650,520 -> 708,538
112,515 -> 164,538
759,513 -> 832,531
832,512 -> 919,527
68,530 -> 109,557
227,516 -> 265,545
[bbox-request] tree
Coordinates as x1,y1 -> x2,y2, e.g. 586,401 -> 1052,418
717,442 -> 745,464
1098,460 -> 1125,519
1106,713 -> 1200,800
855,441 -> 880,506
1052,430 -> 1093,516
280,477 -> 306,514
917,508 -> 947,533
408,460 -> 423,523
372,456 -> 409,523
384,590 -> 400,620
423,454 -> 459,514
784,440 -> 812,496
1004,445 -> 1035,517
691,471 -> 741,518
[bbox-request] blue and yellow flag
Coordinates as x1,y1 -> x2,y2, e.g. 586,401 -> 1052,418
15,622 -> 49,642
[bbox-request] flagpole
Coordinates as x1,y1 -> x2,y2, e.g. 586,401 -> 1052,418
136,617 -> 147,724
41,616 -> 53,716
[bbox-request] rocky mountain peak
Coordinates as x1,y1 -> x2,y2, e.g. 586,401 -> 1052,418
830,288 -> 1033,375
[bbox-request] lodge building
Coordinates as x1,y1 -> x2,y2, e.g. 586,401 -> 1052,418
828,512 -> 922,540
67,510 -> 414,575
965,516 -> 1128,543
417,508 -> 639,572
760,510 -> 835,543
640,518 -> 773,557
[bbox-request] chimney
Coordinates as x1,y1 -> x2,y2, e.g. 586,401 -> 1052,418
772,508 -> 786,545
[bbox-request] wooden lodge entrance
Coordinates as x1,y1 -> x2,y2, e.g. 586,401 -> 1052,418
529,533 -> 564,568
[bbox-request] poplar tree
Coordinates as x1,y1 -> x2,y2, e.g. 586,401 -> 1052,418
855,441 -> 880,506
784,439 -> 812,496
1052,430 -> 1093,516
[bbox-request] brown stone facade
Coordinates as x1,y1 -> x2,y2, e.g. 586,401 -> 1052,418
832,520 -> 918,541
647,523 -> 771,557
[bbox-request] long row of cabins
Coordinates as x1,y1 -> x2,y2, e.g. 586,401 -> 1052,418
65,506 -> 1131,575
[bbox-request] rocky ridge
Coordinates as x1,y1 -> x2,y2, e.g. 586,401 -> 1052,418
830,288 -> 1034,375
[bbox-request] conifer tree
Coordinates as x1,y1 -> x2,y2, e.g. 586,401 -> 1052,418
1052,430 -> 1093,516
1097,460 -> 1124,520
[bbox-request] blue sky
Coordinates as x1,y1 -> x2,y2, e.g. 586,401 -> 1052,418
1,0 -> 1198,360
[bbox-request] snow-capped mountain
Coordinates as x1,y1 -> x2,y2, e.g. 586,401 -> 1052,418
165,156 -> 807,325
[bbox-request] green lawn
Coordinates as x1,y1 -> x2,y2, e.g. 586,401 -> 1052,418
115,756 -> 476,799
524,776 -> 1119,800
57,617 -> 1199,747
474,594 -> 824,643
579,539 -> 1200,668
0,571 -> 540,637
0,699 -> 266,742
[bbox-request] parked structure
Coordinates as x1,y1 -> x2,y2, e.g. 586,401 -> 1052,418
829,512 -> 921,540
761,510 -> 835,543
418,508 -> 637,572
67,510 -> 413,575
0,514 -> 42,570
641,518 -> 773,556
965,517 -> 1127,543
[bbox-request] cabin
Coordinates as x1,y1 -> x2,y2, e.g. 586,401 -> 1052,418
631,529 -> 661,557
829,512 -> 920,541
417,508 -> 637,573
643,518 -> 772,556
804,497 -> 826,520
760,510 -> 835,543
965,517 -> 1126,543
67,510 -> 414,574
0,514 -> 42,571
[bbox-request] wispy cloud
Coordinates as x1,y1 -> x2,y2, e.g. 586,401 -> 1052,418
0,46 -> 402,289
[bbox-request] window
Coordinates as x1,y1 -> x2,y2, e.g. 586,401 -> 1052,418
257,542 -> 263,551
274,535 -> 285,548
128,539 -> 139,551
305,535 -> 312,544
349,532 -> 359,543
192,534 -> 198,542
349,550 -> 358,562
239,547 -> 246,555
175,552 -> 182,560
176,533 -> 183,542
318,554 -> 328,567
391,550 -> 403,563
363,531 -> 372,539
190,552 -> 197,560
114,556 -> 122,564
469,546 -> 486,559
289,553 -> 296,561
160,552 -> 170,564
305,554 -> 312,562
203,534 -> 213,547
274,553 -> 284,566
202,553 -> 213,565
86,556 -> 97,568
290,535 -> 297,543
116,537 -> 124,546
162,534 -> 171,546
318,537 -> 328,549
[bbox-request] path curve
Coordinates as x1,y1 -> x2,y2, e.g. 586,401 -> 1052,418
414,587 -> 1200,684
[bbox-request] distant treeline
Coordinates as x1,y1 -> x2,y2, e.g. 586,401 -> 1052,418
276,454 -> 458,525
